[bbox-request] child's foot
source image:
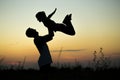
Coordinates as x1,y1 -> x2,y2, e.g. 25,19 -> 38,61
68,14 -> 72,20
63,14 -> 72,23
63,15 -> 68,23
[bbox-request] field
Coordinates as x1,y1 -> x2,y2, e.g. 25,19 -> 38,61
0,48 -> 120,80
0,66 -> 120,80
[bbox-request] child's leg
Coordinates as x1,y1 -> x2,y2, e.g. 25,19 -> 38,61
54,14 -> 75,35
54,23 -> 75,35
64,18 -> 75,35
49,14 -> 75,35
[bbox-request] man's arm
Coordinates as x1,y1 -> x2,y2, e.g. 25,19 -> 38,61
48,28 -> 54,37
48,8 -> 57,19
42,28 -> 54,42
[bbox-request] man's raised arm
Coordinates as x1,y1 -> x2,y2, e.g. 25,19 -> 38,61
43,28 -> 54,42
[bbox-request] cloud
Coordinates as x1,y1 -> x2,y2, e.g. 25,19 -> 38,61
50,49 -> 86,52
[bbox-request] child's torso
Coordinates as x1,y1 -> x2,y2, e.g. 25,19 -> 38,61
43,18 -> 56,27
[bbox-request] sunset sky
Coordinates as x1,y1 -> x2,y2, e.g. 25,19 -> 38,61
0,0 -> 120,69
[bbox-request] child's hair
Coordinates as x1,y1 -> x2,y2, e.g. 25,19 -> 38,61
36,11 -> 46,19
26,28 -> 38,37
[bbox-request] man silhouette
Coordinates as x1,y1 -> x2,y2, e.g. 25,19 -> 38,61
36,8 -> 76,35
25,27 -> 54,71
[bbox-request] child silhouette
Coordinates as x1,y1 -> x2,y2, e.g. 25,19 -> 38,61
36,8 -> 75,35
26,27 -> 54,71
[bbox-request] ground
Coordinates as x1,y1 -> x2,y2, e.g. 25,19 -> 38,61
0,66 -> 120,80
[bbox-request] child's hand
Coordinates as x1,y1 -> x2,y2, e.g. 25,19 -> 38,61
54,8 -> 57,13
55,8 -> 57,11
48,8 -> 57,19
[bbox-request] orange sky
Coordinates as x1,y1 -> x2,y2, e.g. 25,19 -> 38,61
0,0 -> 120,68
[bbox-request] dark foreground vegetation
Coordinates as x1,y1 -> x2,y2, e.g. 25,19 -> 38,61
0,66 -> 120,80
0,48 -> 120,80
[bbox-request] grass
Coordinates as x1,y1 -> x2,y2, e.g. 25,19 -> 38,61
0,66 -> 120,80
0,48 -> 120,80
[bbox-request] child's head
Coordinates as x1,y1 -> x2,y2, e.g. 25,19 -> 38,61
36,11 -> 46,22
26,28 -> 38,38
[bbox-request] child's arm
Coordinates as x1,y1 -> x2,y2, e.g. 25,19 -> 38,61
48,8 -> 57,19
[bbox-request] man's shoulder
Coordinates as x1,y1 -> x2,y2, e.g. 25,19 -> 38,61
34,36 -> 45,43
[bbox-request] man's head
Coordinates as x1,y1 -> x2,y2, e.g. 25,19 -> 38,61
26,28 -> 38,38
36,11 -> 46,22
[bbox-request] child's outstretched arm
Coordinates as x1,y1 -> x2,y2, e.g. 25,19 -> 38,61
48,8 -> 57,19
